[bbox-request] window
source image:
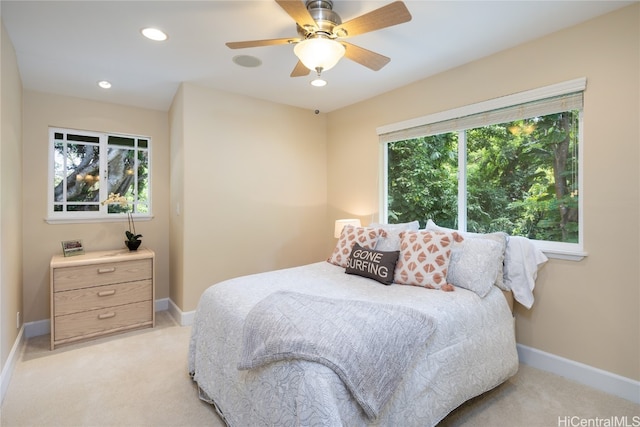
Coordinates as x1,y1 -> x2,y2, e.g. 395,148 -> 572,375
378,79 -> 586,260
48,127 -> 151,222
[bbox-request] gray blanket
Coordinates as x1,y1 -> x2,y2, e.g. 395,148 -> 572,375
237,291 -> 436,420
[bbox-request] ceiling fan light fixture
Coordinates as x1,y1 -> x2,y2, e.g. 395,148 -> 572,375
311,78 -> 327,87
294,38 -> 345,72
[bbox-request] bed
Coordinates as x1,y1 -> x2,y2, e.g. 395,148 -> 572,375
188,221 -> 547,426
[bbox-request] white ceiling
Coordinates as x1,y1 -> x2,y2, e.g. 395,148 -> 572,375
2,1 -> 634,113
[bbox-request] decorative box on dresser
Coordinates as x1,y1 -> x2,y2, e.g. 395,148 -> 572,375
50,248 -> 155,350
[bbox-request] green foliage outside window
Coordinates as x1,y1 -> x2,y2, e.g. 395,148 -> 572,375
387,111 -> 579,243
387,133 -> 458,229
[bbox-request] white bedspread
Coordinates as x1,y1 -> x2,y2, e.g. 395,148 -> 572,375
238,291 -> 436,420
189,262 -> 519,426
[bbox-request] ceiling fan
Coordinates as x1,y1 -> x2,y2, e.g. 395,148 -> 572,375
226,0 -> 412,78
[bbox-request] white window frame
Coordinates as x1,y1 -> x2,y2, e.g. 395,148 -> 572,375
47,127 -> 153,224
377,78 -> 587,261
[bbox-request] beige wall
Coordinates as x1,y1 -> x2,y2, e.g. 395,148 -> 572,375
21,91 -> 170,323
326,4 -> 640,381
169,85 -> 185,309
1,21 -> 23,371
171,83 -> 329,311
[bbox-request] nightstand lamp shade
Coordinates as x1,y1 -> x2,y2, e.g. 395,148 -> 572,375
334,219 -> 362,238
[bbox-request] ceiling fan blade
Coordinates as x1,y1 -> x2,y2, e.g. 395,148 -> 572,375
334,1 -> 412,38
290,60 -> 311,77
275,0 -> 317,31
226,37 -> 299,49
342,42 -> 390,71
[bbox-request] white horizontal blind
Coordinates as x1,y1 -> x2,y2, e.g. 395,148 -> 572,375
378,78 -> 586,144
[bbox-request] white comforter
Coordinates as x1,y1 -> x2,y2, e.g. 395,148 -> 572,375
188,261 -> 519,426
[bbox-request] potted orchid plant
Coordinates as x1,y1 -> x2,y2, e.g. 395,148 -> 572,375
101,192 -> 142,251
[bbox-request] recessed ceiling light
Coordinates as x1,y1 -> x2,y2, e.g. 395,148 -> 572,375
141,27 -> 168,41
311,78 -> 327,87
98,80 -> 112,89
232,55 -> 262,68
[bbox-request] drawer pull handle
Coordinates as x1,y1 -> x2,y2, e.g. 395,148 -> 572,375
97,290 -> 116,297
97,267 -> 116,274
98,312 -> 116,320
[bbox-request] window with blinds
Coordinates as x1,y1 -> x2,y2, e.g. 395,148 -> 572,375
378,78 -> 586,259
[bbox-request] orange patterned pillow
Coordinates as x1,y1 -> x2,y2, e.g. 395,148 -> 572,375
394,230 -> 463,288
328,225 -> 385,268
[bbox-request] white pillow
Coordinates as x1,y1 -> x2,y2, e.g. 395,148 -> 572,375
371,221 -> 420,251
447,237 -> 504,297
425,219 -> 509,291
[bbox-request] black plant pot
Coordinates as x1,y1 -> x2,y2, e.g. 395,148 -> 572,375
125,240 -> 142,251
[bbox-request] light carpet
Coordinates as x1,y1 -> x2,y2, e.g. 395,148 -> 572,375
1,311 -> 638,427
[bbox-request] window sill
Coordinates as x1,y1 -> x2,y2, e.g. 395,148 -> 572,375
45,215 -> 153,225
542,249 -> 587,262
532,240 -> 587,261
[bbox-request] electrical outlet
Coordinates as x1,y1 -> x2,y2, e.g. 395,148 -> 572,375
16,312 -> 20,329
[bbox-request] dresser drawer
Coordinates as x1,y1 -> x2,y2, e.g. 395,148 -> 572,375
50,248 -> 155,350
53,259 -> 152,292
54,279 -> 152,316
54,300 -> 153,342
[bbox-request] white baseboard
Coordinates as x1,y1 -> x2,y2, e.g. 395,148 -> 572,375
24,318 -> 50,338
155,298 -> 169,312
517,343 -> 640,404
0,325 -> 25,404
168,298 -> 195,326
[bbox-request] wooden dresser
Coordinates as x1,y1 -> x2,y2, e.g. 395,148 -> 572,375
50,248 -> 155,350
